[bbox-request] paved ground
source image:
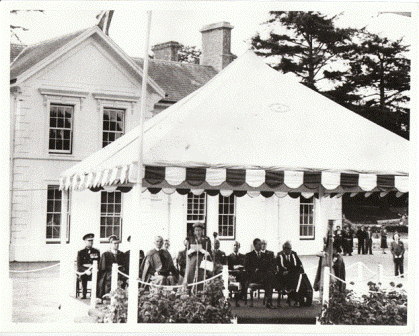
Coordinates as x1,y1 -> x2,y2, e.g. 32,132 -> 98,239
9,244 -> 408,323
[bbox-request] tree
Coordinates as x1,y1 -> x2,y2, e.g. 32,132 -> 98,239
326,31 -> 410,138
10,10 -> 44,43
251,11 -> 355,89
178,45 -> 201,64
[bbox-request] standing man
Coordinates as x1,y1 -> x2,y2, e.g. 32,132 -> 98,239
333,226 -> 343,253
177,238 -> 189,285
390,232 -> 405,277
141,236 -> 179,286
76,233 -> 100,299
342,226 -> 353,256
365,227 -> 373,255
356,226 -> 367,254
244,238 -> 276,309
213,239 -> 227,274
97,235 -> 125,301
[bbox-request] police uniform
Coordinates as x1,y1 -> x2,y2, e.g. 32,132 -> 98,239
76,233 -> 100,298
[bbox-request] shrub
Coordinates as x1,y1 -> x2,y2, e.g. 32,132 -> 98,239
99,277 -> 233,323
319,282 -> 407,325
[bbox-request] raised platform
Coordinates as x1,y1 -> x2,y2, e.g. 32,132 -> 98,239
230,298 -> 321,324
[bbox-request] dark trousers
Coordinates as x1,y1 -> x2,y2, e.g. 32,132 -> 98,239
394,258 -> 404,276
343,239 -> 352,255
246,270 -> 276,302
230,270 -> 247,300
358,239 -> 365,254
365,239 -> 373,254
79,274 -> 92,297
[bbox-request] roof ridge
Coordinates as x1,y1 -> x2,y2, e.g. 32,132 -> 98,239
131,56 -> 215,68
24,27 -> 91,49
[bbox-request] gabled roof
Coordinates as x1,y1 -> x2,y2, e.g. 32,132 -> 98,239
10,29 -> 88,80
9,26 -> 165,97
133,58 -> 217,102
10,43 -> 27,63
9,27 -> 217,103
60,51 -> 409,195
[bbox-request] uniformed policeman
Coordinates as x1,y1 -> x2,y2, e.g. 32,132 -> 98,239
76,233 -> 100,299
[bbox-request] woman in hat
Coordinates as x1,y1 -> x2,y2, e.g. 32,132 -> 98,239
380,225 -> 388,254
97,235 -> 126,301
183,222 -> 212,289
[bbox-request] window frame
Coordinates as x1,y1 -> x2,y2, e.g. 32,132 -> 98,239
217,194 -> 236,240
48,103 -> 74,154
45,185 -> 70,244
100,190 -> 123,242
102,107 -> 126,148
186,192 -> 207,237
299,196 -> 315,240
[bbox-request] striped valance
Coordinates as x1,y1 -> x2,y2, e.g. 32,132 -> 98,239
60,165 -> 409,197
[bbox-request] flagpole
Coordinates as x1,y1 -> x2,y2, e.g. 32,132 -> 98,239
127,10 -> 152,325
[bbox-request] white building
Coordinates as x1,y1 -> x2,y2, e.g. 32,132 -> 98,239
9,23 -> 230,261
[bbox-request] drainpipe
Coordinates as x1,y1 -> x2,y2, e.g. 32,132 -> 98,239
167,194 -> 171,240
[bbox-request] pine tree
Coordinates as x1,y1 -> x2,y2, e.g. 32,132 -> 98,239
251,11 -> 355,90
326,31 -> 410,138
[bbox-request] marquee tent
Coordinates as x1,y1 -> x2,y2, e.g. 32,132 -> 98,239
60,51 -> 409,197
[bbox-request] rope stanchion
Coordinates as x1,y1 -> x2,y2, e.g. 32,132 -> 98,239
9,263 -> 60,273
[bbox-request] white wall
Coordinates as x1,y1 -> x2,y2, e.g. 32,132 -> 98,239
10,36 -> 162,261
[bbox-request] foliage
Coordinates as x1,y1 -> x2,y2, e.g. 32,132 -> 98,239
178,45 -> 202,64
10,10 -> 44,43
251,11 -> 355,89
99,278 -> 233,323
325,31 -> 410,138
319,281 -> 407,325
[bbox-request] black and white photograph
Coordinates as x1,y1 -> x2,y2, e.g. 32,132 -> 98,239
1,1 -> 416,333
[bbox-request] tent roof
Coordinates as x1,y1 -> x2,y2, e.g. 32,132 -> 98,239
61,50 -> 409,194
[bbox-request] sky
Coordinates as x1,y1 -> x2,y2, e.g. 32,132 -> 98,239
6,2 -> 416,59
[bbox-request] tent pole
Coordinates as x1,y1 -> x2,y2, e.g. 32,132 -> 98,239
59,189 -> 69,309
127,10 -> 152,325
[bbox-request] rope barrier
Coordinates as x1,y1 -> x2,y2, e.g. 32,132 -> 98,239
328,272 -> 348,284
361,263 -> 378,274
382,272 -> 407,280
135,272 -> 223,289
75,265 -> 93,276
346,262 -> 361,270
117,270 -> 129,278
9,263 -> 60,273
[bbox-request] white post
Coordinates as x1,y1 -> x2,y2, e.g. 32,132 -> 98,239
222,265 -> 229,298
59,189 -> 69,309
378,264 -> 384,284
127,10 -> 152,325
322,266 -> 330,305
90,260 -> 98,308
111,263 -> 119,292
357,262 -> 363,283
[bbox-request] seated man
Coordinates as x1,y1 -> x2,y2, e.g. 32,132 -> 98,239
177,238 -> 189,285
276,241 -> 304,305
227,241 -> 246,306
76,233 -> 100,299
141,236 -> 179,287
244,238 -> 277,309
97,235 -> 125,301
213,239 -> 227,274
123,235 -> 145,288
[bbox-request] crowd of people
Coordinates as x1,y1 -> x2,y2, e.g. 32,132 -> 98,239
76,222 -> 405,306
76,222 -> 310,309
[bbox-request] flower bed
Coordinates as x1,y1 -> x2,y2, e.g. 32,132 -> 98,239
98,278 -> 233,323
319,281 -> 407,325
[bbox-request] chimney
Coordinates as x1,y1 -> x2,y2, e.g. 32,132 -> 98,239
151,41 -> 182,61
200,22 -> 234,72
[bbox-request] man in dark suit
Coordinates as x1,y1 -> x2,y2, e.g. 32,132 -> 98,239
365,227 -> 374,255
356,226 -> 367,254
77,233 -> 100,299
213,239 -> 227,274
123,235 -> 145,288
227,241 -> 246,306
177,238 -> 189,284
244,238 -> 276,309
277,241 -> 304,305
261,240 -> 275,264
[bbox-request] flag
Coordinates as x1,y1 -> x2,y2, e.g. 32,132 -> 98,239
96,10 -> 114,35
